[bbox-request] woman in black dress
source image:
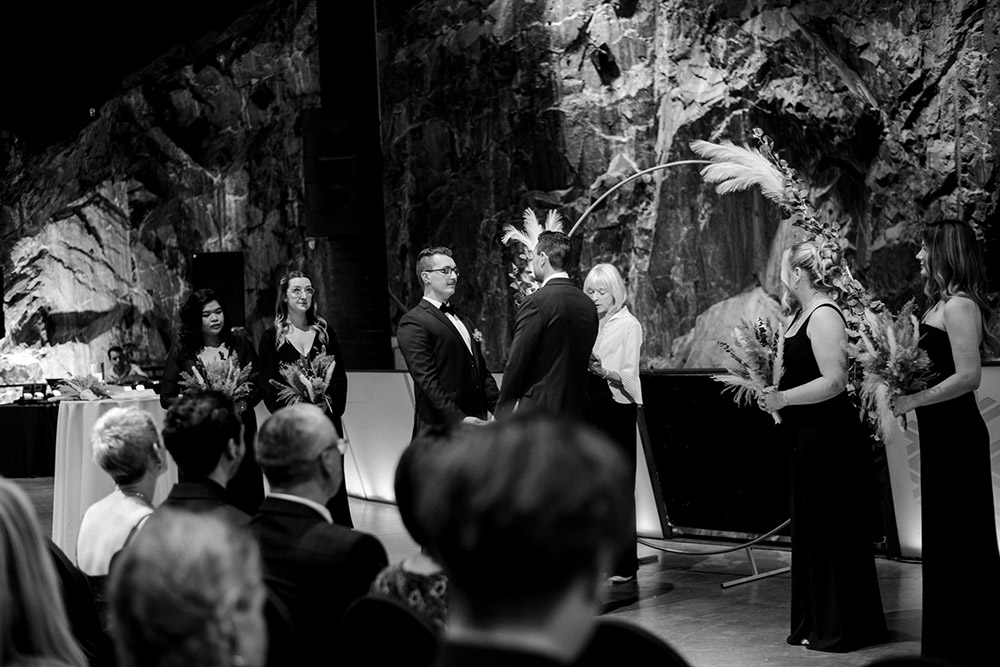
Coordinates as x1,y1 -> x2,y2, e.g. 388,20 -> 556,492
160,288 -> 265,513
893,220 -> 1000,667
259,270 -> 352,527
761,240 -> 886,652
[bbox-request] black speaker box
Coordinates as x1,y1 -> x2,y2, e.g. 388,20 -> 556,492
191,252 -> 246,328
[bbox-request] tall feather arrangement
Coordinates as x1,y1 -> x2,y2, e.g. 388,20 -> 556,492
500,207 -> 565,306
690,128 -> 884,322
179,357 -> 254,400
692,128 -> 887,425
846,300 -> 931,441
269,351 -> 338,414
714,318 -> 785,424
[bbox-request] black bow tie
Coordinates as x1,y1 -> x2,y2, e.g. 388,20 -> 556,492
440,302 -> 456,315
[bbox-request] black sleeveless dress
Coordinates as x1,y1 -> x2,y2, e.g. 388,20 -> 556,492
915,323 -> 1000,666
778,304 -> 887,651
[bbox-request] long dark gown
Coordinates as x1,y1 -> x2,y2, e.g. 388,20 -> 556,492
915,323 -> 1000,667
778,304 -> 886,652
258,324 -> 353,528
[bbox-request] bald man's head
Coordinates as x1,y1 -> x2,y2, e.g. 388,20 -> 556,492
256,403 -> 341,489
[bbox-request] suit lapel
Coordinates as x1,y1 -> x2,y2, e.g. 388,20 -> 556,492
422,300 -> 473,357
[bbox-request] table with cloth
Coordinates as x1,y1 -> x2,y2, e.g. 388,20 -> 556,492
51,394 -> 178,562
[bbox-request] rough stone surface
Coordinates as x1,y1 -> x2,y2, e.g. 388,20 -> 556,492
1,1 -> 322,377
2,0 -> 998,377
380,0 -> 999,367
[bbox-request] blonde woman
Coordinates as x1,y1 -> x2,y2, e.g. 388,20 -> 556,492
1,477 -> 87,667
77,407 -> 166,625
258,270 -> 351,526
759,241 -> 885,652
584,263 -> 642,583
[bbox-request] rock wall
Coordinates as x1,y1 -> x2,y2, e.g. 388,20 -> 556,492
2,0 -> 997,378
380,0 -> 1000,367
1,1 -> 323,377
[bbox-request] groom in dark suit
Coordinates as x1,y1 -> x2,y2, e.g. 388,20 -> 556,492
496,231 -> 598,420
397,246 -> 500,437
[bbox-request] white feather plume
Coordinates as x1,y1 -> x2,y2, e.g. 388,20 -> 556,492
501,207 -> 564,249
689,139 -> 787,205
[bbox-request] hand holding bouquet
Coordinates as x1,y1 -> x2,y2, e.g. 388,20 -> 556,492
179,357 -> 255,401
848,300 -> 931,441
715,318 -> 786,424
270,351 -> 338,414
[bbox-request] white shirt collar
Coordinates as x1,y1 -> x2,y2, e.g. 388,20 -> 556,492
267,492 -> 333,523
423,296 -> 445,308
541,271 -> 569,288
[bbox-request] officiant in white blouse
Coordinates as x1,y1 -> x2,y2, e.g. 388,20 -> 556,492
584,262 -> 643,583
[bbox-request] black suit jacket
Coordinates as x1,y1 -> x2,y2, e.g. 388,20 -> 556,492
258,325 -> 348,437
496,277 -> 598,420
397,299 -> 500,436
159,479 -> 252,526
250,497 -> 388,662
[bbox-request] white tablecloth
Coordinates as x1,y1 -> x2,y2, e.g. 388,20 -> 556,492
51,395 -> 178,562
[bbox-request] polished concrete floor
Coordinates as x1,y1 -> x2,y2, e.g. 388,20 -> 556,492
19,478 -> 923,667
351,496 -> 925,667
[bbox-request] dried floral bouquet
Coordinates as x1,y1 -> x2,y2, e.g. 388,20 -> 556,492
269,352 -> 337,414
179,357 -> 255,400
715,318 -> 786,424
848,300 -> 931,441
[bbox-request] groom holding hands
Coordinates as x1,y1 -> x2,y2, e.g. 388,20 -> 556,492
398,246 -> 500,437
496,231 -> 598,420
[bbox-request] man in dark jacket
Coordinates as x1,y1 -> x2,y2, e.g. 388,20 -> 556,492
397,246 -> 499,437
251,403 -> 388,663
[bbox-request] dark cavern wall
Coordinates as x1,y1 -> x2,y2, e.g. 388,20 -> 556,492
1,0 -> 998,379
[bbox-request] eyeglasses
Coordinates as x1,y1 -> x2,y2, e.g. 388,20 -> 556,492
426,266 -> 460,277
316,438 -> 347,461
289,287 -> 315,298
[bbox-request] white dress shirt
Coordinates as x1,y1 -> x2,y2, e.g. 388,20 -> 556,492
423,297 -> 472,353
267,492 -> 334,523
540,271 -> 569,288
594,306 -> 643,405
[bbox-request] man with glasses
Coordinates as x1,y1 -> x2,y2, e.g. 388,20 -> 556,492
397,246 -> 500,437
251,403 -> 388,655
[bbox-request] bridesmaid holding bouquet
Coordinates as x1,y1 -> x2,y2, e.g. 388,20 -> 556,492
259,270 -> 352,527
160,288 -> 265,513
893,220 -> 1000,667
760,240 -> 886,652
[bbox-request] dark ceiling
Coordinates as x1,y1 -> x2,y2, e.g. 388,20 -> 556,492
0,0 -> 260,149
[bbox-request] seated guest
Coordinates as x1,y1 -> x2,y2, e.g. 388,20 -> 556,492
105,346 -> 149,386
419,413 -> 635,666
109,509 -> 267,667
370,427 -> 454,632
159,389 -> 251,524
251,404 -> 388,662
77,407 -> 166,622
1,477 -> 88,667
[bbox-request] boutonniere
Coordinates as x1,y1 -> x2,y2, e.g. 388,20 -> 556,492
472,329 -> 484,344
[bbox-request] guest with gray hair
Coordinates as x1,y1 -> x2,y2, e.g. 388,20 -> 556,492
77,407 -> 166,577
251,403 -> 387,661
77,407 -> 167,627
109,509 -> 268,667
